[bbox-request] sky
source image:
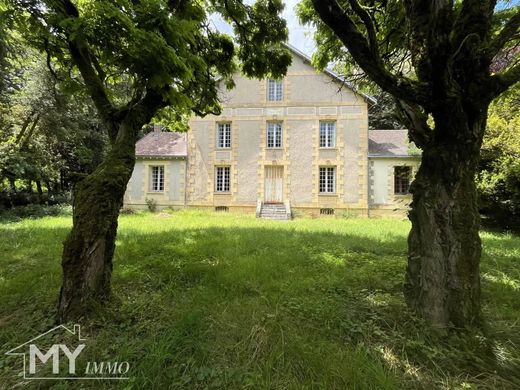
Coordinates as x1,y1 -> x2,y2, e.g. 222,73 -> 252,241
211,0 -> 520,57
210,0 -> 316,56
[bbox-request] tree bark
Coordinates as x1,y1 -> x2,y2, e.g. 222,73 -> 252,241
57,121 -> 137,322
404,113 -> 486,329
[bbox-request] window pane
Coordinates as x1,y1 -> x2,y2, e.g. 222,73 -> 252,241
394,166 -> 412,194
320,121 -> 336,148
216,166 -> 231,192
319,167 -> 336,193
267,79 -> 283,101
217,123 -> 231,148
267,123 -> 282,148
151,166 -> 164,192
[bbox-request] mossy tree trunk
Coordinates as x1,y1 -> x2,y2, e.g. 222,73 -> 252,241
404,108 -> 487,328
58,117 -> 142,322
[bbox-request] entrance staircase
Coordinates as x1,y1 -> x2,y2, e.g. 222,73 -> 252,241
256,201 -> 292,220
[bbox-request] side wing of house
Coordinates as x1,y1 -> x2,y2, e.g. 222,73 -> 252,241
367,130 -> 421,217
124,158 -> 186,209
123,130 -> 187,210
187,49 -> 369,215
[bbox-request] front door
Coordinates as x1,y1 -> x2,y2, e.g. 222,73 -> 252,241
264,166 -> 283,203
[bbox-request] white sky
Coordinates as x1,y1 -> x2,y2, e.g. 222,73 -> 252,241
210,0 -> 316,56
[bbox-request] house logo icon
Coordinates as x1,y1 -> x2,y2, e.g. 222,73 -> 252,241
5,324 -> 129,380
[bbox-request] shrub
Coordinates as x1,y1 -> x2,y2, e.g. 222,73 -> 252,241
145,198 -> 158,213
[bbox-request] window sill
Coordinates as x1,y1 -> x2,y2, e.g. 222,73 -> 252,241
147,191 -> 165,194
319,147 -> 337,150
214,192 -> 231,195
394,193 -> 411,197
216,147 -> 232,150
318,193 -> 338,197
266,147 -> 284,150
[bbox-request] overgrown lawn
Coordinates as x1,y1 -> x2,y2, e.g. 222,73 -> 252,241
0,210 -> 519,389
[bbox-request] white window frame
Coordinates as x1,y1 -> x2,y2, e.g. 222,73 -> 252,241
267,122 -> 283,149
394,166 -> 412,195
319,166 -> 336,194
267,79 -> 283,101
150,165 -> 164,192
217,123 -> 231,149
215,166 -> 231,193
319,121 -> 336,148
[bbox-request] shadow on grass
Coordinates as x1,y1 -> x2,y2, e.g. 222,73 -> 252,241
0,219 -> 519,389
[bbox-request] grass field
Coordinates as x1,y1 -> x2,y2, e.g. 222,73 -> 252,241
0,210 -> 519,389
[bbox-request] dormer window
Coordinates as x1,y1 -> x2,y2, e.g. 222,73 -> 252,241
267,79 -> 283,101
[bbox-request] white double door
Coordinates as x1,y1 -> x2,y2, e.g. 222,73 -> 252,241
264,166 -> 283,203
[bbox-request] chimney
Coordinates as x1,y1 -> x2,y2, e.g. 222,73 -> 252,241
153,124 -> 162,134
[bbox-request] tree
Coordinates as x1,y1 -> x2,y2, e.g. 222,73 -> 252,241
299,1 -> 520,329
477,84 -> 520,230
0,44 -> 107,207
9,0 -> 291,321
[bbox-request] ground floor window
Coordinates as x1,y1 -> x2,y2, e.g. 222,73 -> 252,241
215,166 -> 231,192
394,166 -> 412,195
150,165 -> 164,192
319,166 -> 336,193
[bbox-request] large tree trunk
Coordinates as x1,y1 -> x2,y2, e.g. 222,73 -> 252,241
57,122 -> 137,322
404,113 -> 486,329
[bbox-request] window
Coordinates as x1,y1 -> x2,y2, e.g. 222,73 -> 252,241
215,166 -> 231,192
267,79 -> 283,101
267,123 -> 283,148
394,166 -> 412,195
319,167 -> 336,193
319,121 -> 336,148
217,123 -> 231,149
150,166 -> 164,192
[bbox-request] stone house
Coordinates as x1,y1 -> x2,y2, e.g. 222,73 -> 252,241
123,46 -> 420,218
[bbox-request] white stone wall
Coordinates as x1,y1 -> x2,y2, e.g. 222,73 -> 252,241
368,157 -> 420,216
124,158 -> 186,209
187,51 -> 369,212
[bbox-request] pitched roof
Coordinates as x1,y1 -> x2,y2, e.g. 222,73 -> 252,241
368,129 -> 419,157
136,130 -> 187,158
284,43 -> 377,105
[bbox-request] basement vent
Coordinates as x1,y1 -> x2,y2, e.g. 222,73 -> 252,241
215,206 -> 229,212
320,208 -> 335,215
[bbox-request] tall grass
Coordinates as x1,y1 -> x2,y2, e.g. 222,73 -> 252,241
0,210 -> 518,389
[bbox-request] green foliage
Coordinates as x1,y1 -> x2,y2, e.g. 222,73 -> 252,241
0,203 -> 71,221
0,211 -> 519,388
145,197 -> 158,213
478,86 -> 520,229
7,0 -> 292,123
0,41 -> 107,205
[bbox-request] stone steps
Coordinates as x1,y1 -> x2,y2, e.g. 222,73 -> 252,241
258,203 -> 291,220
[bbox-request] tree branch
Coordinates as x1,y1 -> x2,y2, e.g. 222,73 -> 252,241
311,0 -> 430,105
347,0 -> 378,57
489,61 -> 520,98
487,9 -> 520,58
50,0 -> 117,135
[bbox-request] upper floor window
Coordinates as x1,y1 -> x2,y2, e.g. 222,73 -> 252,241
319,166 -> 336,193
267,79 -> 283,101
150,165 -> 164,192
394,166 -> 412,195
215,166 -> 231,192
267,122 -> 283,148
217,123 -> 231,149
319,121 -> 336,148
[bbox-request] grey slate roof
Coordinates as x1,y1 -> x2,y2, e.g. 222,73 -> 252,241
136,130 -> 187,158
368,129 -> 419,157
